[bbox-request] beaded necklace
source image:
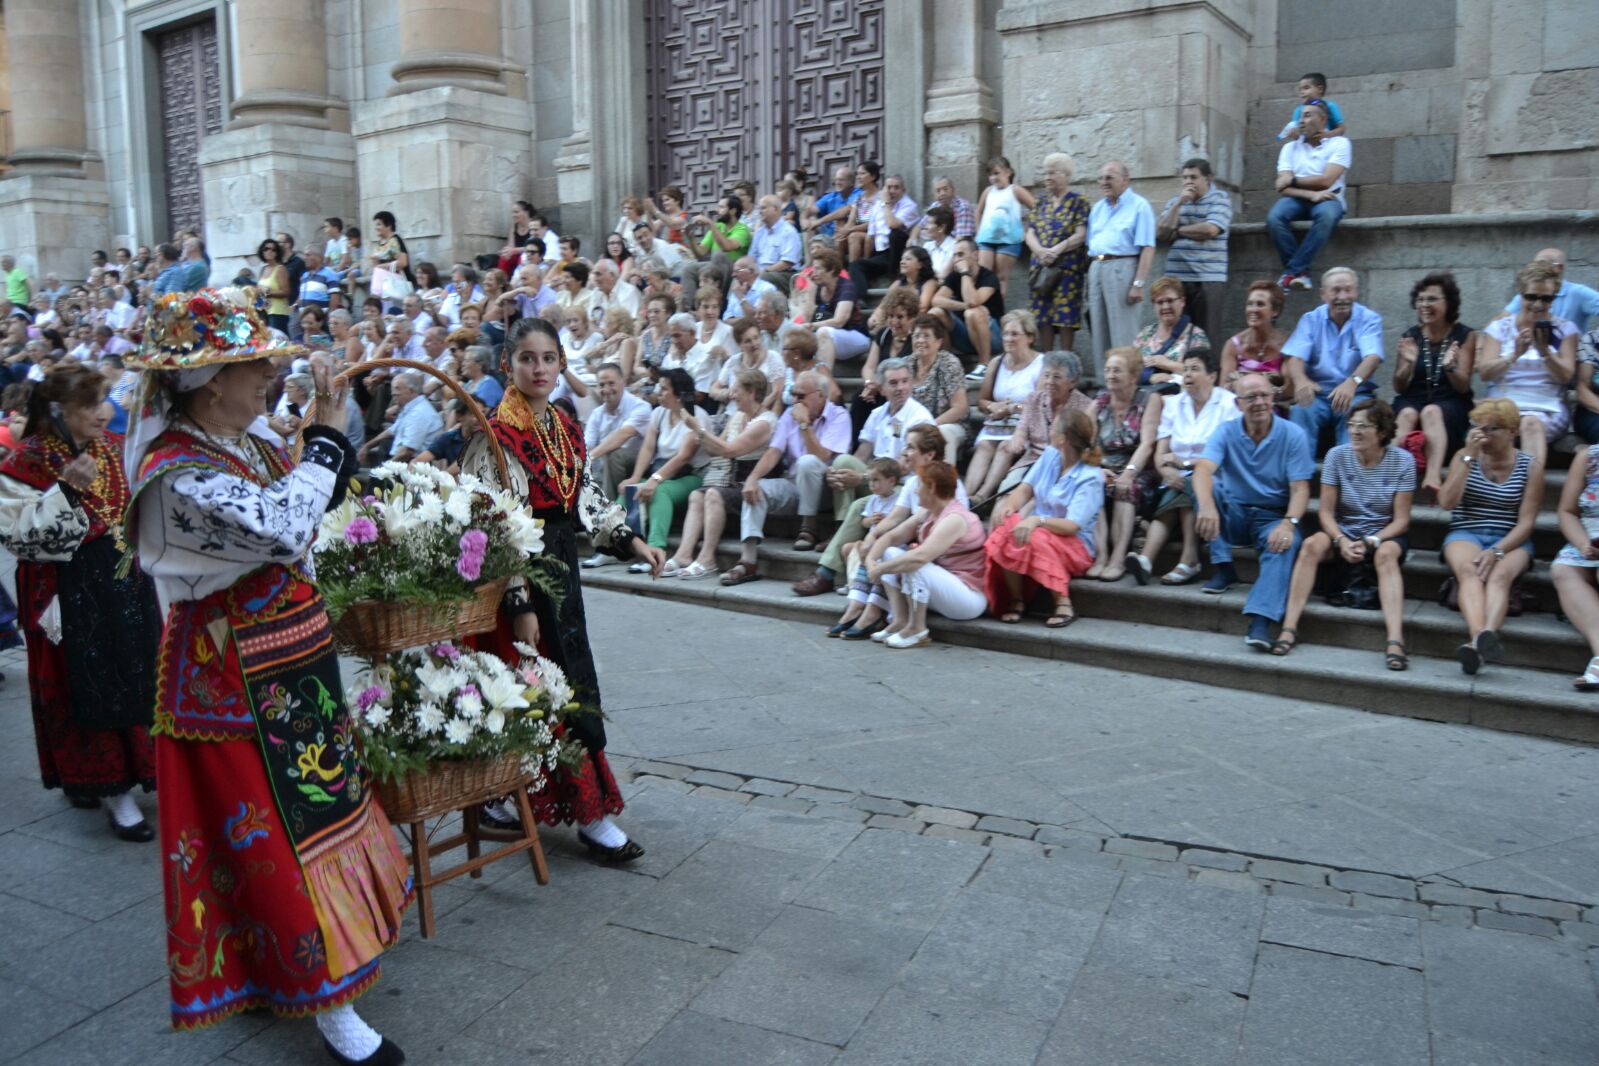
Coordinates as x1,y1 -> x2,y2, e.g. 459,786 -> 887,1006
530,406 -> 580,505
1417,326 -> 1452,391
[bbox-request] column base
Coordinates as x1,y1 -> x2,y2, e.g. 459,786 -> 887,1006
352,87 -> 532,267
0,174 -> 111,283
554,132 -> 595,243
199,125 -> 358,283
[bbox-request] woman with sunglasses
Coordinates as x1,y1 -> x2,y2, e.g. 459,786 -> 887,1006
1477,260 -> 1578,466
1439,397 -> 1543,675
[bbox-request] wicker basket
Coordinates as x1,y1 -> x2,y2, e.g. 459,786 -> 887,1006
333,576 -> 510,658
374,752 -> 530,822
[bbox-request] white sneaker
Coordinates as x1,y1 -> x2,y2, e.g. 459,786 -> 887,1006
581,554 -> 616,569
886,629 -> 931,649
627,561 -> 652,574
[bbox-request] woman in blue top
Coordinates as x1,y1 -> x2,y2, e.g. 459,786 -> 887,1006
984,407 -> 1104,628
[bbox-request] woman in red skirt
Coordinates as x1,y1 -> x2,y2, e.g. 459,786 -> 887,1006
126,287 -> 411,1065
985,407 -> 1105,628
0,364 -> 161,839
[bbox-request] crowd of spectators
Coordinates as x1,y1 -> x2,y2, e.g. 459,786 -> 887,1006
4,74 -> 1599,689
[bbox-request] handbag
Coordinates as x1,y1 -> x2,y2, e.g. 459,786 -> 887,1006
1029,260 -> 1066,297
371,265 -> 414,302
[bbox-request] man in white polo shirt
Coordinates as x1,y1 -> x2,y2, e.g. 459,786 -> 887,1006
1267,100 -> 1351,292
581,363 -> 654,567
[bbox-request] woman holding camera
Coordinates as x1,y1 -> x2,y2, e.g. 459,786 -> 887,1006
1477,260 -> 1578,467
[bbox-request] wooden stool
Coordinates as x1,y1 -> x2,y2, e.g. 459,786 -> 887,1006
396,778 -> 548,939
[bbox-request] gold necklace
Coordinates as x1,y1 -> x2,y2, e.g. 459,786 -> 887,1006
531,407 -> 579,503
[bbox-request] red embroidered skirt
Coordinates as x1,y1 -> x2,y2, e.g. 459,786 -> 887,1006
159,733 -> 413,1030
984,514 -> 1095,613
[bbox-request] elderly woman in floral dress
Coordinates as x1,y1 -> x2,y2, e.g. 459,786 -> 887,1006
1088,347 -> 1160,581
1023,152 -> 1089,353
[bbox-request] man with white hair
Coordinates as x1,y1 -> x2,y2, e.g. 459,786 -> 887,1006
380,315 -> 427,362
755,290 -> 796,353
588,258 -> 641,323
847,174 -> 920,296
750,194 -> 803,292
512,262 -> 557,320
725,256 -> 779,322
1281,266 -> 1383,452
1085,160 -> 1156,384
725,368 -> 852,584
910,175 -> 976,242
360,370 -> 441,464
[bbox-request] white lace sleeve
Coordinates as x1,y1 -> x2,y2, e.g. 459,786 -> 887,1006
145,463 -> 336,565
577,463 -> 637,555
0,473 -> 89,561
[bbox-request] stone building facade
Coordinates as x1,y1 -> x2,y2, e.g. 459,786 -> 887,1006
0,0 -> 1593,328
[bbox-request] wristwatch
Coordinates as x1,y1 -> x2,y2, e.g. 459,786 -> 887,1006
1287,515 -> 1301,526
1351,374 -> 1365,387
1492,547 -> 1506,560
1131,279 -> 1145,289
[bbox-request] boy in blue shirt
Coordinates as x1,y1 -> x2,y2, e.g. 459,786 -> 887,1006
1278,72 -> 1347,141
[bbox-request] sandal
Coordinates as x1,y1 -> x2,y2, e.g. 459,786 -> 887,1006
1269,627 -> 1298,657
1385,639 -> 1408,671
1575,656 -> 1599,692
793,529 -> 818,551
1161,561 -> 1202,586
999,599 -> 1026,624
720,563 -> 761,586
1085,562 -> 1106,580
1044,604 -> 1077,629
660,559 -> 683,577
680,561 -> 719,580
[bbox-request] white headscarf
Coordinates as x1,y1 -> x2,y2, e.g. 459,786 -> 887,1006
121,363 -> 225,483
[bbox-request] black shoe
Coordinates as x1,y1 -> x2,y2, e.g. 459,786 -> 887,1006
1476,629 -> 1504,662
477,799 -> 522,832
67,794 -> 101,810
323,1035 -> 406,1065
827,619 -> 857,637
577,830 -> 645,864
839,619 -> 888,641
106,810 -> 155,843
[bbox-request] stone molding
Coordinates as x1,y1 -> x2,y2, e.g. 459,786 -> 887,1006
231,90 -> 346,129
388,51 -> 515,96
998,0 -> 1251,40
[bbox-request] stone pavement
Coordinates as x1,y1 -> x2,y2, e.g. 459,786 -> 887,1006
3,588 -> 1599,1064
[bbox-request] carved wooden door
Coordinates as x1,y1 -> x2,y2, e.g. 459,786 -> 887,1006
154,17 -> 223,236
645,0 -> 884,210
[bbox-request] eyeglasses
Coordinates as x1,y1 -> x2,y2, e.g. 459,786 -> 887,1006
1346,420 -> 1375,430
1520,293 -> 1555,305
1237,392 -> 1274,403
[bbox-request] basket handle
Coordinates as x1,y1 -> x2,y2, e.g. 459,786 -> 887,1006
299,356 -> 512,487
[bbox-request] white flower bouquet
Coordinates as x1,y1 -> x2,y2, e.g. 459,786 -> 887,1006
353,640 -> 589,788
313,461 -> 555,634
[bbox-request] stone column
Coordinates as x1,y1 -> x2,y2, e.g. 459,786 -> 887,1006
230,0 -> 342,128
391,0 -> 510,95
353,0 -> 529,265
921,0 -> 997,196
199,0 -> 357,280
0,0 -> 110,280
555,0 -> 648,246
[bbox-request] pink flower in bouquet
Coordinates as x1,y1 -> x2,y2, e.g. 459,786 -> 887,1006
343,517 -> 379,545
431,642 -> 461,662
355,685 -> 388,712
456,528 -> 489,581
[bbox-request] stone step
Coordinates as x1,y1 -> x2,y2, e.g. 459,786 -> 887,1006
581,568 -> 1599,745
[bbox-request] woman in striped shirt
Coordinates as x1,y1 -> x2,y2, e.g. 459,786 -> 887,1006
1438,397 -> 1544,675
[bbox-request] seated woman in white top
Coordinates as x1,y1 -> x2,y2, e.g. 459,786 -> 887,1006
1478,260 -> 1578,467
559,307 -> 606,380
685,288 -> 735,406
965,309 -> 1046,502
665,367 -> 778,579
617,368 -> 709,568
710,316 -> 785,407
1126,348 -> 1240,586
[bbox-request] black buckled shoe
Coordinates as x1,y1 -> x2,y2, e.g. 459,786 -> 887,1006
577,831 -> 645,864
106,810 -> 155,843
323,1035 -> 406,1065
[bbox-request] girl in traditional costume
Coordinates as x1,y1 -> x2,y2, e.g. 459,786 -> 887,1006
124,287 -> 412,1065
463,317 -> 665,859
0,363 -> 161,838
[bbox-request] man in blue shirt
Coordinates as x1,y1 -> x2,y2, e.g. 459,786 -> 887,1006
1085,160 -> 1156,385
750,194 -> 804,293
1282,266 -> 1383,453
1503,247 -> 1599,333
294,246 -> 347,313
178,238 -> 211,290
151,243 -> 188,296
1194,375 -> 1315,650
805,165 -> 862,243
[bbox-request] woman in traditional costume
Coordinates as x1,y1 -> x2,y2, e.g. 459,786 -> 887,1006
0,363 -> 160,838
124,287 -> 412,1065
463,317 -> 665,859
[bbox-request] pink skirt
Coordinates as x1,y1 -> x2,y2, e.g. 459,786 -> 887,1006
984,513 -> 1094,613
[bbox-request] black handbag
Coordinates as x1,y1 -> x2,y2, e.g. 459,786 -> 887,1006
1029,260 -> 1066,297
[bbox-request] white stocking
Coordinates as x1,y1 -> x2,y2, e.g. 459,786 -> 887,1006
106,791 -> 143,828
580,815 -> 627,848
316,1003 -> 382,1062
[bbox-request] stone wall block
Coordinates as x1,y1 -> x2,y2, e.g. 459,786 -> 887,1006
1352,182 -> 1452,217
1487,0 -> 1546,77
1543,5 -> 1594,73
1485,70 -> 1599,155
1353,137 -> 1396,186
1393,134 -> 1457,184
1323,88 -> 1433,141
1428,86 -> 1463,135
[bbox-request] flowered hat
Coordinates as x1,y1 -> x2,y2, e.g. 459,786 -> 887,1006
125,286 -> 302,370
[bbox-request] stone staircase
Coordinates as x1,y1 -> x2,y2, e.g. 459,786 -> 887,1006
581,462 -> 1599,745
